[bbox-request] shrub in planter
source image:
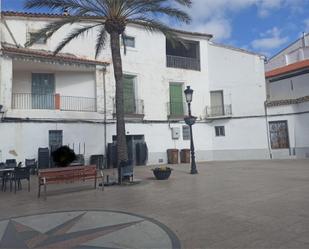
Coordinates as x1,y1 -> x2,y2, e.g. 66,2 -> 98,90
51,146 -> 76,167
152,166 -> 173,180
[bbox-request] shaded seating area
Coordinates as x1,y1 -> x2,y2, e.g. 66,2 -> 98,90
1,159 -> 31,193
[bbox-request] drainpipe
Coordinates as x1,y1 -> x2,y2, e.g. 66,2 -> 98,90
103,66 -> 107,167
264,100 -> 272,159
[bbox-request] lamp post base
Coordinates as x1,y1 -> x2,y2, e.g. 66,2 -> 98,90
190,168 -> 198,174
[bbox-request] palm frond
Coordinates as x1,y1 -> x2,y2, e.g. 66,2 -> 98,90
53,23 -> 102,55
25,16 -> 81,47
95,26 -> 107,59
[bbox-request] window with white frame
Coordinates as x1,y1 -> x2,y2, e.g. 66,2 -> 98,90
28,31 -> 47,45
215,126 -> 225,137
183,125 -> 190,140
123,36 -> 135,48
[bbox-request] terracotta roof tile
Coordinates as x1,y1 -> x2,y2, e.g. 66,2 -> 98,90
1,43 -> 109,66
266,60 -> 309,78
1,11 -> 213,39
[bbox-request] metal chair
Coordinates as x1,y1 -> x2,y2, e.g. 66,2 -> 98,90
11,167 -> 31,193
25,159 -> 37,175
5,159 -> 17,168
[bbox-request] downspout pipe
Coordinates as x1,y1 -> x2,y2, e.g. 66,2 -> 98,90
264,100 -> 272,159
103,66 -> 107,168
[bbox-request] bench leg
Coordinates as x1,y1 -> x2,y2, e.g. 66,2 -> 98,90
38,184 -> 41,198
44,184 -> 47,201
101,175 -> 104,191
94,175 -> 97,189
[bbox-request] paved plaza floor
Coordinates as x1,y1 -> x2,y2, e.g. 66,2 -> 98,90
0,159 -> 309,249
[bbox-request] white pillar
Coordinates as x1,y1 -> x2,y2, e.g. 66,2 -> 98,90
0,56 -> 13,110
95,65 -> 105,114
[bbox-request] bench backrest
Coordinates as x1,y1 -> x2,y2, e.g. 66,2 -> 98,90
39,165 -> 96,183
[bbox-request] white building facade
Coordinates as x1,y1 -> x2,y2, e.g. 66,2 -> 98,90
265,33 -> 309,159
0,11 -> 272,166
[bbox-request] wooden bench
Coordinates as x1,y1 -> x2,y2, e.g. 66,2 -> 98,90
38,165 -> 104,199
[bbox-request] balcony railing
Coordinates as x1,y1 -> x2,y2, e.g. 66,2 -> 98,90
206,105 -> 232,118
166,55 -> 201,71
113,98 -> 144,116
167,101 -> 186,118
60,96 -> 96,112
12,93 -> 96,112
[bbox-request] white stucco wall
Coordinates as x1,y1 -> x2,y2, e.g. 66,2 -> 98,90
0,122 -> 105,163
208,44 -> 266,117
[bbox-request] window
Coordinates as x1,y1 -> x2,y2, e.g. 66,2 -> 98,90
169,83 -> 184,116
123,36 -> 135,48
123,75 -> 136,114
183,125 -> 190,140
215,126 -> 225,137
210,91 -> 224,116
269,121 -> 290,149
28,32 -> 47,44
32,73 -> 55,109
49,130 -> 63,152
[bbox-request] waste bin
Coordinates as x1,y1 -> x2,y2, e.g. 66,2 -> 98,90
167,149 -> 179,164
180,149 -> 191,163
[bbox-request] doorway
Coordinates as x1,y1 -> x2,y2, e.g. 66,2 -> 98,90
112,135 -> 146,166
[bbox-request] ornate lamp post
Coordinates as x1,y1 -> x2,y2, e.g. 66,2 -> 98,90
184,86 -> 198,174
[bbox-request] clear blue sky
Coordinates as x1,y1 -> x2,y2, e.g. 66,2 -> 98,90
2,0 -> 309,58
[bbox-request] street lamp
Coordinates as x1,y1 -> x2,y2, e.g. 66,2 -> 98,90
184,86 -> 198,174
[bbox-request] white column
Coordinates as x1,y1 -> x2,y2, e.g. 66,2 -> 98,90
0,56 -> 13,110
95,65 -> 105,114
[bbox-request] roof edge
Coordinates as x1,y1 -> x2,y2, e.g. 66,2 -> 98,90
1,11 -> 213,39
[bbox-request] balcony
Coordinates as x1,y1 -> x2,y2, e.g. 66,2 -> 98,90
167,101 -> 186,120
166,55 -> 201,71
113,99 -> 144,118
12,93 -> 97,112
206,105 -> 232,119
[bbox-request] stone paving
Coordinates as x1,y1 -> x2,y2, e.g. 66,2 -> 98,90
0,159 -> 309,249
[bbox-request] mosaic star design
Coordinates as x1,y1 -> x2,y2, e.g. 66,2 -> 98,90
0,211 -> 179,249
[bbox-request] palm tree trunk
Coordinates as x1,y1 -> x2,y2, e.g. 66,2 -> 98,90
110,31 -> 128,184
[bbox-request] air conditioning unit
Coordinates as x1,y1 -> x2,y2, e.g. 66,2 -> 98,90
171,127 -> 180,140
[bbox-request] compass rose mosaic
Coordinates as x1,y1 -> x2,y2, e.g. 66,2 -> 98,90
0,210 -> 180,249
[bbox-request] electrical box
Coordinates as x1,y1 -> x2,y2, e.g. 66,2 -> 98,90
171,127 -> 180,140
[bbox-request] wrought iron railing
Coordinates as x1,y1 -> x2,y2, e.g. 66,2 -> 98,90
166,55 -> 201,71
12,93 -> 96,112
167,101 -> 186,117
113,98 -> 144,115
61,96 -> 96,112
206,105 -> 232,118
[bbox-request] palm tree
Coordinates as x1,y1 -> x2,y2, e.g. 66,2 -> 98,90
24,0 -> 192,183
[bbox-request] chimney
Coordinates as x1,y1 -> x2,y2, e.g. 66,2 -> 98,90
302,32 -> 306,47
63,8 -> 69,16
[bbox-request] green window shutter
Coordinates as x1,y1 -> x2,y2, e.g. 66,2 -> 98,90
32,73 -> 55,109
123,76 -> 135,114
169,84 -> 184,116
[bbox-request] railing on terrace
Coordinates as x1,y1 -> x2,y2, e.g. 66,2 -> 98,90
12,93 -> 97,112
166,55 -> 201,71
113,98 -> 144,115
206,105 -> 232,118
167,101 -> 187,118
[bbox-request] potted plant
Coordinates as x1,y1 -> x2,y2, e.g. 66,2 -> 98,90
152,166 -> 173,180
51,146 -> 76,167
